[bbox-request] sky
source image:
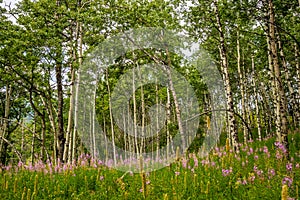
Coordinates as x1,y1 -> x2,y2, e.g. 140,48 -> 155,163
0,0 -> 18,8
1,0 -> 19,23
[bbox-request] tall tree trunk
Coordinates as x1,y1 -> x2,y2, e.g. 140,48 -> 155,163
213,0 -> 238,150
72,19 -> 83,162
251,55 -> 262,141
41,95 -> 57,163
267,0 -> 289,153
165,48 -> 186,152
31,112 -> 37,164
295,43 -> 300,127
55,0 -> 65,162
237,29 -> 247,143
0,84 -> 12,165
107,71 -> 116,166
277,34 -> 299,127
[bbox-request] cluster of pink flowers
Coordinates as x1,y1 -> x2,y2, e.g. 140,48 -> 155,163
222,167 -> 232,176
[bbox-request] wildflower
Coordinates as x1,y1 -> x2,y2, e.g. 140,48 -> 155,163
249,148 -> 253,154
201,159 -> 209,166
254,155 -> 258,160
139,188 -> 143,193
295,163 -> 299,168
263,146 -> 269,154
215,147 -> 219,152
181,158 -> 187,168
282,176 -> 293,187
210,161 -> 216,167
267,168 -> 275,179
248,173 -> 255,183
175,171 -> 180,176
276,150 -> 283,160
275,142 -> 287,154
100,176 -> 104,181
256,170 -> 263,176
286,163 -> 292,172
18,161 -> 23,168
222,167 -> 232,176
236,178 -> 247,186
253,166 -> 258,171
193,156 -> 198,168
146,180 -> 150,185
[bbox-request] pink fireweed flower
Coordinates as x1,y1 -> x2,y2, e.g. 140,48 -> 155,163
268,168 -> 275,179
276,150 -> 283,160
181,158 -> 188,168
253,166 -> 258,171
146,180 -> 150,185
215,147 -> 220,152
296,163 -> 299,168
193,156 -> 198,168
282,176 -> 293,187
263,146 -> 269,154
175,171 -> 180,176
100,176 -> 104,181
248,174 -> 255,182
275,142 -> 287,154
286,163 -> 293,172
201,159 -> 209,166
254,155 -> 258,160
256,170 -> 263,176
254,166 -> 263,177
249,147 -> 253,154
18,161 -> 23,168
210,161 -> 216,167
222,167 -> 232,176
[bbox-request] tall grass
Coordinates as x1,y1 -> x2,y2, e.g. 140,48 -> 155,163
0,133 -> 299,199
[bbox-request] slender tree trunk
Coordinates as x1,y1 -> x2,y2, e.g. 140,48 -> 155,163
64,57 -> 76,162
251,55 -> 262,141
267,0 -> 289,153
40,111 -> 46,161
72,20 -> 83,162
41,95 -> 57,163
0,84 -> 12,164
214,0 -> 238,150
277,34 -> 299,127
106,71 -> 116,166
55,0 -> 65,162
155,80 -> 160,160
295,43 -> 300,127
259,81 -> 273,136
237,29 -> 247,143
165,48 -> 186,152
136,61 -> 145,155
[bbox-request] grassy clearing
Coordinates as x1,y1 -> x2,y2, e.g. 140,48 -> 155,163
0,133 -> 299,200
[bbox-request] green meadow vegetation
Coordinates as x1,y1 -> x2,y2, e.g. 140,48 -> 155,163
1,132 -> 299,199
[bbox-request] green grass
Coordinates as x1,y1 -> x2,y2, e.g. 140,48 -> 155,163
0,133 -> 300,199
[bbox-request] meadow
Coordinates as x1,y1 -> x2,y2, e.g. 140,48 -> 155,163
0,133 -> 299,200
